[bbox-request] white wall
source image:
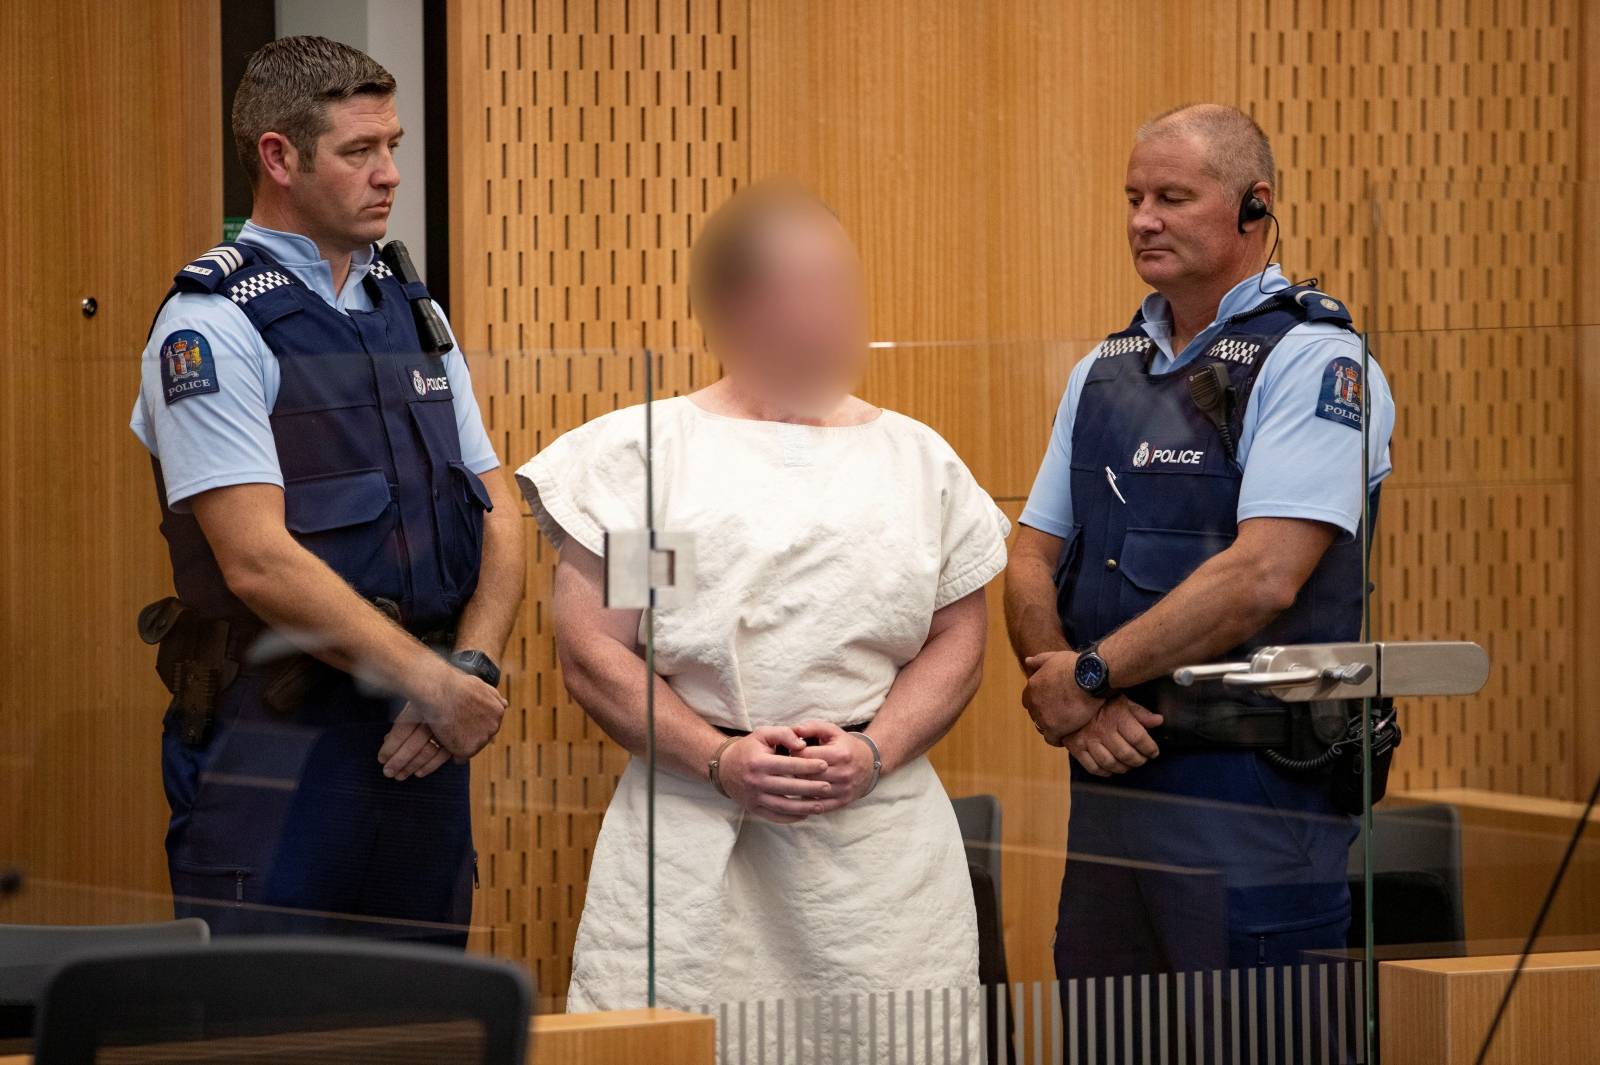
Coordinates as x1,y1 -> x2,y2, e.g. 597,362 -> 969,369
275,0 -> 430,280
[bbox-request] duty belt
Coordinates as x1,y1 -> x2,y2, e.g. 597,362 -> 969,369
139,596 -> 459,744
1149,701 -> 1295,750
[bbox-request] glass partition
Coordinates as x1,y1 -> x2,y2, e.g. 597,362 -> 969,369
636,333 -> 1381,1063
0,344 -> 650,1033
1343,173 -> 1600,1062
1357,319 -> 1600,1061
8,319 -> 1590,1065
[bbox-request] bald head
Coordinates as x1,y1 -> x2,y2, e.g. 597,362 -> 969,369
1136,104 -> 1275,201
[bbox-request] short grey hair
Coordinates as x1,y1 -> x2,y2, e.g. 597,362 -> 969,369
1136,103 -> 1276,199
232,35 -> 396,185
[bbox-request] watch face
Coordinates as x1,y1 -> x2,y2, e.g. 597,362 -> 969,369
453,651 -> 500,687
1076,654 -> 1107,691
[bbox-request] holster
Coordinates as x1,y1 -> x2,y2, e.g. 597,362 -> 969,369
138,597 -> 239,747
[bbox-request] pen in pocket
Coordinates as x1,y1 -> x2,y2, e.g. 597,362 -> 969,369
1104,466 -> 1128,505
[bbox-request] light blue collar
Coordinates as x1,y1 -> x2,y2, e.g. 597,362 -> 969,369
237,219 -> 378,310
1138,264 -> 1291,369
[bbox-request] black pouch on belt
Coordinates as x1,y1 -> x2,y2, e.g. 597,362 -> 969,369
261,655 -> 329,717
138,597 -> 238,747
260,597 -> 458,717
1327,698 -> 1402,815
263,596 -> 397,716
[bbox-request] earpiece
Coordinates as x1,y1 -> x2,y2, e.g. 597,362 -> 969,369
1237,189 -> 1270,233
1237,185 -> 1312,296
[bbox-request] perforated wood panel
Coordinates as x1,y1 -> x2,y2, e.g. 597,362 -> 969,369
1241,0 -> 1582,799
444,0 -> 1594,1000
446,0 -> 743,1000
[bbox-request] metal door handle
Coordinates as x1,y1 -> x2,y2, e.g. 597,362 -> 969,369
1222,668 -> 1323,690
1172,661 -> 1253,686
1170,642 -> 1487,702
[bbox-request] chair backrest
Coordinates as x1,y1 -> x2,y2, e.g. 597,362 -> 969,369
1346,802 -> 1466,942
0,919 -> 210,1006
33,936 -> 533,1065
1347,802 -> 1463,878
952,793 -> 1004,902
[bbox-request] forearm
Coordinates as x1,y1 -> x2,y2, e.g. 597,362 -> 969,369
453,500 -> 526,659
559,634 -> 729,780
226,544 -> 451,705
1004,554 -> 1070,665
1099,551 -> 1289,690
866,595 -> 987,774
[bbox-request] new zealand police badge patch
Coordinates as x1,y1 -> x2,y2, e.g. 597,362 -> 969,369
1315,356 -> 1363,429
406,363 -> 452,399
159,329 -> 219,405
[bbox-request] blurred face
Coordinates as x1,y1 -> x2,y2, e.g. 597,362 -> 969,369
1124,131 -> 1259,293
713,212 -> 869,408
273,94 -> 402,254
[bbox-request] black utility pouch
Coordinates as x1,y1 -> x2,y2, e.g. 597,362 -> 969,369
261,654 -> 331,717
1329,698 -> 1401,815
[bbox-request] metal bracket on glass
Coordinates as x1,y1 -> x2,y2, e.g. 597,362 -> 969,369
1172,641 -> 1489,702
602,530 -> 697,609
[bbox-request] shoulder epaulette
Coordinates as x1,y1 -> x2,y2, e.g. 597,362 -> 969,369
1287,287 -> 1354,326
171,243 -> 252,294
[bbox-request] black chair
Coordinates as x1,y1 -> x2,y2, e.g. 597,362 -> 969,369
952,793 -> 1004,904
0,918 -> 209,1040
1345,802 -> 1466,949
954,793 -> 1018,1065
34,937 -> 533,1065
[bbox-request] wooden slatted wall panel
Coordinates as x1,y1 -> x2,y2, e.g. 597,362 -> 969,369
1240,0 -> 1583,799
745,0 -> 1242,987
446,0 -> 744,1002
448,0 -> 1594,999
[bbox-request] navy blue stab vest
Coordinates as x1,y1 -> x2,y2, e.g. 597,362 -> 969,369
1055,286 -> 1374,713
151,242 -> 491,634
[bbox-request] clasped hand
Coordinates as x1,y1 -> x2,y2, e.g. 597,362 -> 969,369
1023,650 -> 1164,777
715,720 -> 878,823
377,663 -> 508,781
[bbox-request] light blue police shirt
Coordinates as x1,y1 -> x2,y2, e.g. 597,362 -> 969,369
1020,265 -> 1396,541
130,220 -> 500,510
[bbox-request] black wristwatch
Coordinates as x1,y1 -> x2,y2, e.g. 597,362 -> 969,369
1073,643 -> 1117,700
449,649 -> 501,688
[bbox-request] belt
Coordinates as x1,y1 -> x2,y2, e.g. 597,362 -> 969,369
1151,702 -> 1292,750
1138,679 -> 1293,750
714,720 -> 872,741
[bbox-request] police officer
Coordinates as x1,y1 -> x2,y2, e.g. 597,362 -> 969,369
129,36 -> 525,944
1004,105 -> 1396,1051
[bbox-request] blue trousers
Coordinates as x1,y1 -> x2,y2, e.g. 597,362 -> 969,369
1054,752 -> 1358,1062
161,671 -> 474,946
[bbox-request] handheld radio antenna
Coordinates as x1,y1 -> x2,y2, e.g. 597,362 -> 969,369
379,241 -> 454,356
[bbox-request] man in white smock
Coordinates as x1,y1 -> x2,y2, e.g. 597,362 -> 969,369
517,183 -> 1010,1061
